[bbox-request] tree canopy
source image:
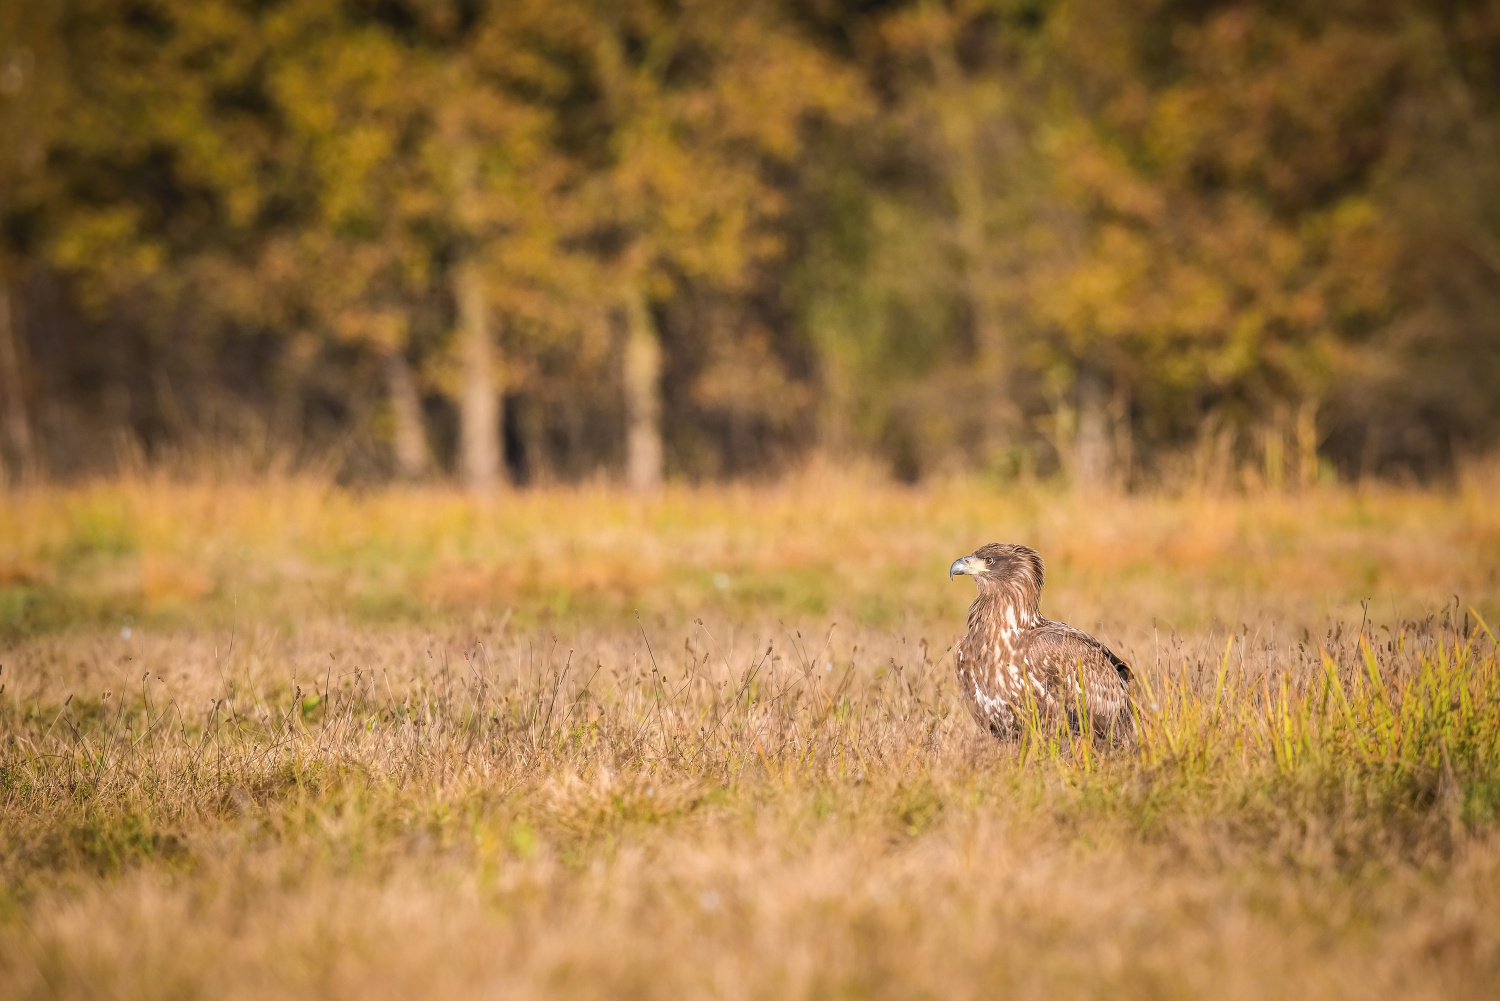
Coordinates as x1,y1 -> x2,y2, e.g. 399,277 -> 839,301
2,0 -> 1497,486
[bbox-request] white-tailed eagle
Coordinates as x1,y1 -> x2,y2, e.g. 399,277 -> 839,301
949,543 -> 1134,743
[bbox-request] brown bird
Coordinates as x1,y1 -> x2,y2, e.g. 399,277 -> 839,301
949,543 -> 1134,742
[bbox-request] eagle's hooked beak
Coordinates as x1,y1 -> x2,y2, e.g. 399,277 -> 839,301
949,555 -> 985,580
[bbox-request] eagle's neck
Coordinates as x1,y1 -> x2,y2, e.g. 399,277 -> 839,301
969,579 -> 1043,634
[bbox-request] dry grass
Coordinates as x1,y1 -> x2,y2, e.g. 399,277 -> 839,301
2,472 -> 1500,998
3,466 -> 1498,636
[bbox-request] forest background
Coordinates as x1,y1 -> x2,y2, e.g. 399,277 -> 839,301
4,0 -> 1499,492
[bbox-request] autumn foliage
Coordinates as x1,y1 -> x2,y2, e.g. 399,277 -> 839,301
1,1 -> 1498,486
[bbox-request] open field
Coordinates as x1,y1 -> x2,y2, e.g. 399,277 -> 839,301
2,473 -> 1500,999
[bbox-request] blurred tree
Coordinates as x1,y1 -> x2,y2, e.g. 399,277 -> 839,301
1027,0 -> 1500,482
882,1 -> 1027,445
797,0 -> 1500,484
532,0 -> 859,489
262,2 -> 442,479
265,0 -> 570,491
790,0 -> 1050,480
4,0 -> 1499,486
0,2 -> 54,480
3,0 -> 295,471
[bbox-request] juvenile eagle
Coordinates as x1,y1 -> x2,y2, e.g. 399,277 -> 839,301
949,543 -> 1134,742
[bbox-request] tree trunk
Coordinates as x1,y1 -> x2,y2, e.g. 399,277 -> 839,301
940,102 -> 1003,374
0,282 -> 34,482
1262,408 -> 1287,493
1295,398 -> 1319,490
1073,365 -> 1113,490
457,260 -> 501,495
816,335 -> 855,461
623,286 -> 663,492
1111,382 -> 1134,492
385,350 -> 430,481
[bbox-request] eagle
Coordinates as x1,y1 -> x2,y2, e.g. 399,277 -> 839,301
949,543 -> 1135,743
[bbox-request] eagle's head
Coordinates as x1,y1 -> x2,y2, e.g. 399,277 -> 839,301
948,542 -> 1045,595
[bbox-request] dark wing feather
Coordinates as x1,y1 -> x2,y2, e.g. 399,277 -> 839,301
1015,623 -> 1134,730
1053,623 -> 1132,682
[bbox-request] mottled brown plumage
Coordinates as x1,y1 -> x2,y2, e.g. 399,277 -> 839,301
949,543 -> 1134,742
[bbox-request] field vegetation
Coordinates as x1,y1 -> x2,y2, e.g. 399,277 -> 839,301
2,473 -> 1499,998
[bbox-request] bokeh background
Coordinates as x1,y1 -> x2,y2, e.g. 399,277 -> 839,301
4,0 -> 1499,490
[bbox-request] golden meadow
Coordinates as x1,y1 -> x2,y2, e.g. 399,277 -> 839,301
2,473 -> 1499,998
